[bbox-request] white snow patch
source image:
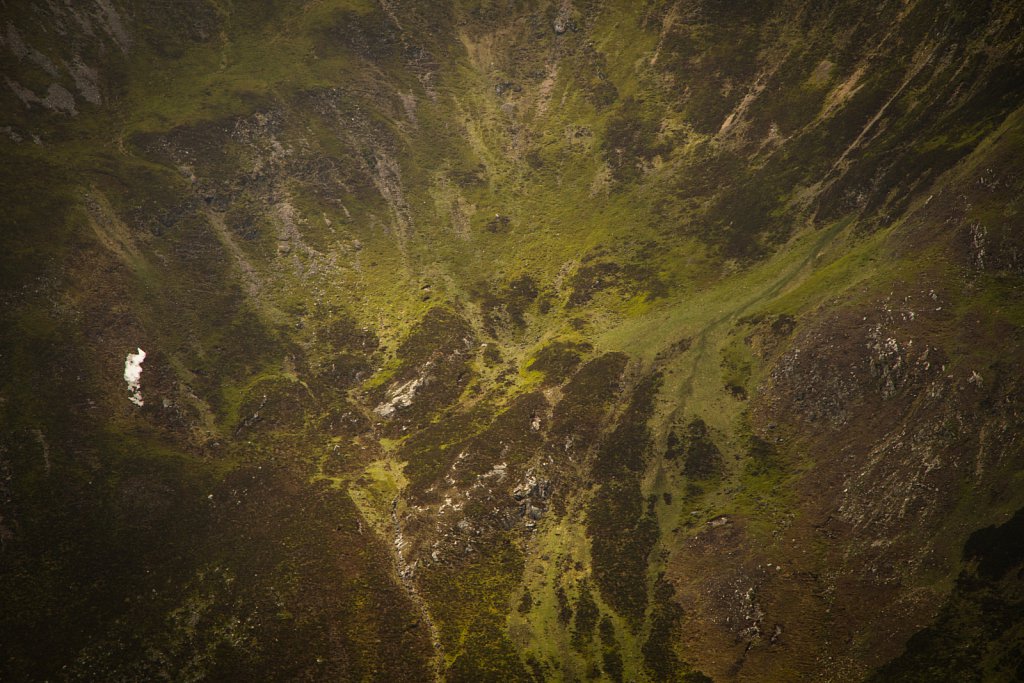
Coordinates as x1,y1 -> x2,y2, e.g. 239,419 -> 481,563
124,348 -> 146,406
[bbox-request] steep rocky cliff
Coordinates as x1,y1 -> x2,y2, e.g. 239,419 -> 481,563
2,1 -> 1023,680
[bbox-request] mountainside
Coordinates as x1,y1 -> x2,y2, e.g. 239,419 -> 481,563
2,1 -> 1023,681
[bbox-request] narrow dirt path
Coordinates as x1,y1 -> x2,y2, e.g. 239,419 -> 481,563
673,219 -> 848,409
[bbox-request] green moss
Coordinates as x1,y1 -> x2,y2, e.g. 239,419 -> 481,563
346,459 -> 407,535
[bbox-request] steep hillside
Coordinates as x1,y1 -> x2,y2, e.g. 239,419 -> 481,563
2,1 -> 1023,681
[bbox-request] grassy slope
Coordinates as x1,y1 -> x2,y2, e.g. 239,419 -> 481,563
1,0 -> 1023,680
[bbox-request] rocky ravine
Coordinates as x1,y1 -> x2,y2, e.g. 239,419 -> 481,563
2,1 -> 1024,681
